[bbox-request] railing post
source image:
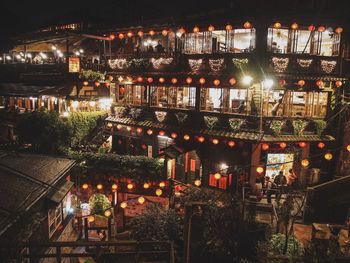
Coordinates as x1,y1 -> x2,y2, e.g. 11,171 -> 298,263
56,246 -> 62,263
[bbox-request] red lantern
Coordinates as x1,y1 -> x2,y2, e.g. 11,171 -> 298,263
178,27 -> 186,34
299,142 -> 307,148
83,81 -> 89,86
244,21 -> 252,29
225,24 -> 233,31
118,139 -> 123,145
212,138 -> 219,145
108,75 -> 114,81
141,144 -> 147,150
291,23 -> 298,30
127,32 -> 133,38
109,34 -> 115,40
183,134 -> 190,140
105,82 -> 110,88
137,76 -> 143,82
95,81 -> 100,87
147,129 -> 153,135
171,132 -> 178,139
119,87 -> 125,94
193,26 -> 200,33
213,79 -> 220,86
335,27 -> 343,34
198,136 -> 205,143
158,130 -> 165,136
137,31 -> 144,37
175,185 -> 182,192
159,77 -> 165,83
308,25 -> 315,31
199,77 -> 206,85
229,78 -> 237,86
118,33 -> 125,39
274,22 -> 282,29
335,80 -> 342,87
136,128 -> 143,133
279,79 -> 286,86
318,142 -> 325,149
298,80 -> 305,87
162,29 -> 168,36
149,30 -> 155,36
186,77 -> 193,84
318,26 -> 326,32
228,141 -> 235,147
208,25 -> 215,32
147,77 -> 154,83
316,80 -> 324,87
280,142 -> 287,149
171,78 -> 178,84
262,143 -> 269,151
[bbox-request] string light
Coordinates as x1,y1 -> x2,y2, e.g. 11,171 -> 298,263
158,130 -> 166,136
280,142 -> 287,149
136,128 -> 143,133
299,142 -> 307,148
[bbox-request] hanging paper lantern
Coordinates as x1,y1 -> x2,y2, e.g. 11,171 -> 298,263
147,129 -> 153,135
199,77 -> 206,84
193,26 -> 200,33
346,145 -> 350,152
301,159 -> 309,167
175,185 -> 182,192
194,179 -> 201,186
108,75 -> 114,81
274,22 -> 282,29
214,173 -> 221,180
186,77 -> 193,84
279,79 -> 286,86
138,196 -> 145,204
147,77 -> 154,83
291,23 -> 298,30
183,134 -> 190,140
119,86 -> 125,94
116,124 -> 122,130
83,81 -> 89,86
82,183 -> 88,189
213,79 -> 220,86
308,25 -> 315,31
212,138 -> 219,145
117,139 -> 123,145
171,78 -> 178,84
137,31 -> 144,37
159,77 -> 165,83
137,76 -> 143,82
162,29 -> 168,36
324,153 -> 333,160
297,80 -> 305,87
149,30 -> 155,36
316,80 -> 324,87
127,183 -> 134,190
112,184 -> 118,190
171,132 -> 178,139
159,181 -> 166,188
335,80 -> 343,87
299,142 -> 307,148
95,81 -> 100,87
228,141 -> 235,147
262,143 -> 269,151
136,127 -> 143,133
104,210 -> 112,217
97,184 -> 103,190
126,126 -> 132,131
141,144 -> 147,150
127,32 -> 133,38
143,182 -> 150,189
109,34 -> 115,40
155,189 -> 163,196
256,166 -> 264,174
106,122 -> 113,128
105,82 -> 110,88
229,78 -> 237,86
318,142 -> 325,149
120,202 -> 127,209
335,27 -> 343,34
208,25 -> 215,32
178,27 -> 186,34
280,142 -> 287,149
244,21 -> 252,29
118,33 -> 125,39
88,215 -> 95,223
158,130 -> 165,136
318,26 -> 326,32
225,24 -> 233,31
198,136 -> 205,143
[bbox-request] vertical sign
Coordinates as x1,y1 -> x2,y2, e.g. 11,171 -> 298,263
68,57 -> 80,73
147,145 -> 153,158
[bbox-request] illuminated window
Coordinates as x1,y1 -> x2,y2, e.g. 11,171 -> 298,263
150,86 -> 196,109
117,85 -> 148,105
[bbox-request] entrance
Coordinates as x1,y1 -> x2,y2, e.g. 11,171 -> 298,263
266,153 -> 294,179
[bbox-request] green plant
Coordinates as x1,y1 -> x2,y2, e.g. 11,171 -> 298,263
313,120 -> 327,136
292,120 -> 308,136
270,120 -> 284,136
228,118 -> 245,131
89,194 -> 111,216
79,69 -> 106,81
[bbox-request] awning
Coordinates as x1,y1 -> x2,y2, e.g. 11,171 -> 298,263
0,83 -> 69,97
49,180 -> 74,204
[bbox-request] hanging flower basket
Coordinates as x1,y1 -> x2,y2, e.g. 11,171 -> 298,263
292,120 -> 308,136
204,116 -> 219,129
114,106 -> 126,118
129,108 -> 142,119
175,112 -> 188,124
228,118 -> 245,131
155,111 -> 167,122
269,120 -> 285,136
312,119 -> 327,136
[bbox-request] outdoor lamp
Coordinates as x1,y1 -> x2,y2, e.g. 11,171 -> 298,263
194,179 -> 201,187
263,79 -> 274,89
138,196 -> 145,204
120,202 -> 127,209
104,210 -> 112,217
242,75 -> 253,85
214,173 -> 221,180
155,189 -> 163,196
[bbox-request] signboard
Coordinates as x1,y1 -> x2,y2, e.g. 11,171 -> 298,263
68,57 -> 80,73
124,194 -> 169,217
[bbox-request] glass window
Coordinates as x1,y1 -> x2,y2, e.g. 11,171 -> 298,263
320,31 -> 336,56
150,86 -> 196,109
296,30 -> 312,54
228,89 -> 248,114
262,90 -> 285,116
268,28 -> 289,53
117,85 -> 148,106
232,29 -> 256,53
200,87 -> 222,112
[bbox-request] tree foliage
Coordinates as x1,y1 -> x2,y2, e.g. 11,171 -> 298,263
89,194 -> 111,216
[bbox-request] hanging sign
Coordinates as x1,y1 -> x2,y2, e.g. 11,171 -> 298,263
68,57 -> 80,73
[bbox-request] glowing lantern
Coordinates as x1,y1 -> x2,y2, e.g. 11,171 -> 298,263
184,134 -> 190,141
136,127 -> 143,133
301,159 -> 309,167
225,24 -> 233,31
208,25 -> 215,32
116,124 -> 122,130
213,79 -> 220,86
105,82 -> 110,88
95,81 -> 100,87
186,77 -> 193,84
82,183 -> 88,190
137,76 -> 143,82
147,77 -> 153,83
335,81 -> 342,87
214,173 -> 221,180
199,77 -> 206,84
109,34 -> 115,40
171,132 -> 178,139
147,129 -> 153,135
280,142 -> 287,149
159,77 -> 165,83
228,141 -> 235,147
159,182 -> 166,188
97,184 -> 103,190
316,80 -> 324,87
127,32 -> 133,38
193,26 -> 200,33
229,78 -> 237,86
119,86 -> 125,94
104,210 -> 112,217
108,75 -> 114,81
291,23 -> 298,30
143,183 -> 150,189
137,31 -> 144,37
112,184 -> 118,190
212,139 -> 219,145
324,153 -> 333,160
308,25 -> 315,31
88,216 -> 95,223
158,130 -> 165,136
335,27 -> 343,34
175,185 -> 182,192
83,81 -> 89,86
120,202 -> 127,209
171,78 -> 178,84
155,189 -> 163,196
138,196 -> 145,204
162,29 -> 168,36
274,22 -> 282,29
298,80 -> 305,87
256,166 -> 264,174
299,142 -> 307,148
194,179 -> 201,186
244,21 -> 252,29
279,79 -> 286,86
262,143 -> 269,151
141,144 -> 147,150
318,26 -> 326,32
127,183 -> 134,190
126,126 -> 132,131
118,33 -> 125,39
198,136 -> 205,143
178,27 -> 186,35
107,123 -> 113,128
149,30 -> 155,36
318,142 -> 325,149
347,145 -> 350,152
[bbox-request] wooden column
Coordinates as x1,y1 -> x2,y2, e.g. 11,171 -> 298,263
250,143 -> 261,188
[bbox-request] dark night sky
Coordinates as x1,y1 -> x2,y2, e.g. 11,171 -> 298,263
0,0 -> 349,51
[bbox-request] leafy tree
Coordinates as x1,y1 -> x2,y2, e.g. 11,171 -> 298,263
89,194 -> 111,216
